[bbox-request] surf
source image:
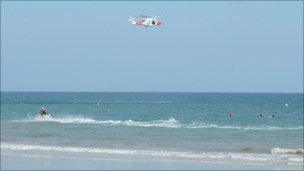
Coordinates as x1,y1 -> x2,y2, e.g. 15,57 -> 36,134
186,122 -> 303,130
12,116 -> 303,131
2,143 -> 303,166
270,148 -> 303,155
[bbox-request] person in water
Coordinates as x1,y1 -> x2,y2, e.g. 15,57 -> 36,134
39,107 -> 47,116
229,112 -> 235,118
258,113 -> 264,118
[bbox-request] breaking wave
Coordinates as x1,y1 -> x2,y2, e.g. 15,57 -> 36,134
186,122 -> 303,130
2,143 -> 303,165
12,116 -> 303,131
271,148 -> 303,155
13,117 -> 180,128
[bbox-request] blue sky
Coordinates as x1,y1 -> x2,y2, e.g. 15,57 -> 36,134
1,1 -> 303,92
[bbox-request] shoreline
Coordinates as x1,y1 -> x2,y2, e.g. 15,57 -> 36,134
2,151 -> 302,170
1,145 -> 303,170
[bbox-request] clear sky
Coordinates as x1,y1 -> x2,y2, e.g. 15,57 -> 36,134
1,1 -> 303,92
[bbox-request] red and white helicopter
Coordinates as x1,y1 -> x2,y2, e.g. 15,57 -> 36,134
129,15 -> 164,28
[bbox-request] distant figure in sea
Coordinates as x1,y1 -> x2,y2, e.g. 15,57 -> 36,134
37,107 -> 52,118
38,107 -> 47,117
269,114 -> 276,119
229,112 -> 235,118
258,113 -> 265,118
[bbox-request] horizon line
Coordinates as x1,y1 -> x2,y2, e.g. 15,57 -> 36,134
0,90 -> 303,94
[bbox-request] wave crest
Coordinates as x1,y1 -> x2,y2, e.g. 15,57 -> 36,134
2,143 -> 303,165
271,148 -> 303,155
13,117 -> 180,128
187,122 -> 303,130
12,117 -> 303,131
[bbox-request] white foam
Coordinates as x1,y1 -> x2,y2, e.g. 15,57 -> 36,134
2,143 -> 303,165
13,117 -> 181,128
13,116 -> 97,124
271,148 -> 304,155
187,122 -> 303,131
12,117 -> 303,130
101,118 -> 180,128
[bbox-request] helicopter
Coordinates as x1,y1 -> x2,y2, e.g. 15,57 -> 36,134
129,15 -> 164,28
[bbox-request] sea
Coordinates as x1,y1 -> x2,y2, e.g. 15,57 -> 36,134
1,92 -> 303,166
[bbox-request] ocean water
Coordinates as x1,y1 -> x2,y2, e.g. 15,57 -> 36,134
1,92 -> 303,166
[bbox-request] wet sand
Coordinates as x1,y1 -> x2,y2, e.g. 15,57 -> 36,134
1,150 -> 302,170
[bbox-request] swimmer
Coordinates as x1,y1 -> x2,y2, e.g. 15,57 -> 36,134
258,113 -> 264,118
229,112 -> 235,118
